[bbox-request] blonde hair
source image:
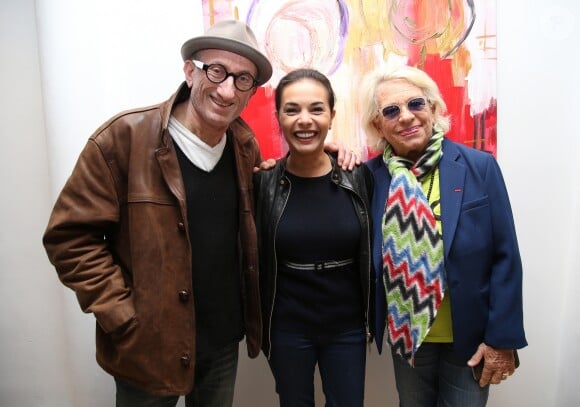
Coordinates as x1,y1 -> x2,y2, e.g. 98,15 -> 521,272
360,65 -> 450,153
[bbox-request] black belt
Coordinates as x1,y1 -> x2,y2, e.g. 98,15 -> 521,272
282,259 -> 355,271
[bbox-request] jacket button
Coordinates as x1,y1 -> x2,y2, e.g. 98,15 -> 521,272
178,290 -> 190,301
180,353 -> 190,367
177,222 -> 186,232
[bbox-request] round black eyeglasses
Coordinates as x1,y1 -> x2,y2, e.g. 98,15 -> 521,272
192,60 -> 258,92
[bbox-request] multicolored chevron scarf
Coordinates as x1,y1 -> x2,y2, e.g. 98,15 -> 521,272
382,130 -> 446,365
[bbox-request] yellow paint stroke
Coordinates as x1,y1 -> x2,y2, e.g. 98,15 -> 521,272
201,0 -> 487,155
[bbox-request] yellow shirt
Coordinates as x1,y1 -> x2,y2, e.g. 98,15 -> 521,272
421,168 -> 453,343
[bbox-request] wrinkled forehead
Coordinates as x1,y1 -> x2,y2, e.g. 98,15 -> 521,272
376,79 -> 424,104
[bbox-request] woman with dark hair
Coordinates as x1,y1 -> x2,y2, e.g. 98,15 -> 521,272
254,69 -> 373,407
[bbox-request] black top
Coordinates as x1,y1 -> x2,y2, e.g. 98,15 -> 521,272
273,171 -> 364,334
176,138 -> 244,354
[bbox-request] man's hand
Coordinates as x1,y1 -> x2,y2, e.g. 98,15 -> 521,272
324,141 -> 361,171
253,158 -> 276,173
467,343 -> 517,387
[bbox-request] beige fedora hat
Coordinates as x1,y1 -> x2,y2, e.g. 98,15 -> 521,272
181,20 -> 273,86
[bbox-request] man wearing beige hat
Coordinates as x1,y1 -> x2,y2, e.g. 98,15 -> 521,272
43,20 -> 356,406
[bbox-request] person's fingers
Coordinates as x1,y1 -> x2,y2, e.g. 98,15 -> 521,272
341,150 -> 360,171
467,343 -> 486,367
254,158 -> 276,172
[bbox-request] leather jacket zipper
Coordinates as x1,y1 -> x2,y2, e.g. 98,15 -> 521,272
266,176 -> 291,360
335,177 -> 373,346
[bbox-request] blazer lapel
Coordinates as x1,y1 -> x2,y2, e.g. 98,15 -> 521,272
366,159 -> 388,259
439,141 -> 466,258
370,143 -> 466,260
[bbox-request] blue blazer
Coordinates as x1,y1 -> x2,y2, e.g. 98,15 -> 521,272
366,138 -> 527,361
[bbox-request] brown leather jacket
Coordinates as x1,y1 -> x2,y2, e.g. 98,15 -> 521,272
43,83 -> 262,395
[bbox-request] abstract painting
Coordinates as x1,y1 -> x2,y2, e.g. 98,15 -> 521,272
201,0 -> 497,159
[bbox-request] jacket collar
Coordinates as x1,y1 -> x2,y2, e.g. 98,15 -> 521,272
277,152 -> 342,184
160,82 -> 256,148
368,138 -> 467,258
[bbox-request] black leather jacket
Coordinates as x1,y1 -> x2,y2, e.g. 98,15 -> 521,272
254,153 -> 374,357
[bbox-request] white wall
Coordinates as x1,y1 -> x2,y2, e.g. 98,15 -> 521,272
0,0 -> 75,405
1,0 -> 578,406
494,1 -> 579,406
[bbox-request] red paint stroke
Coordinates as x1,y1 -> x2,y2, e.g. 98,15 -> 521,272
408,54 -> 497,157
240,88 -> 284,159
400,0 -> 497,158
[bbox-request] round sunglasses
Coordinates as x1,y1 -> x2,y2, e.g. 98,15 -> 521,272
380,97 -> 428,120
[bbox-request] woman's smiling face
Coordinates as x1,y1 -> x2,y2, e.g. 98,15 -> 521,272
373,79 -> 435,161
277,78 -> 335,157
